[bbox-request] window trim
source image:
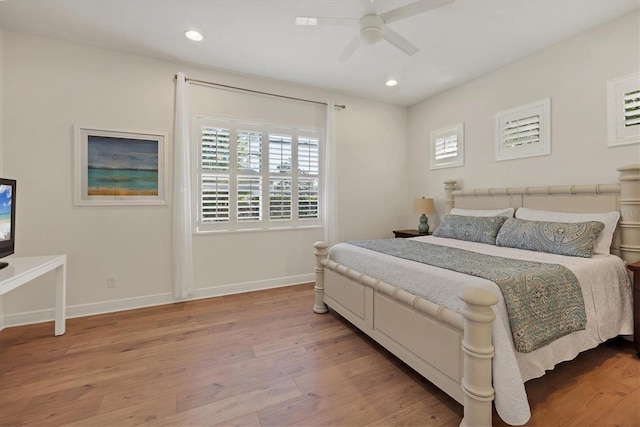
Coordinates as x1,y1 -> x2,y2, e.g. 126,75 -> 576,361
430,122 -> 464,170
495,98 -> 551,161
607,72 -> 640,147
192,115 -> 323,234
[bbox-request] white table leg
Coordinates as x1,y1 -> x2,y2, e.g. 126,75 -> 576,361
54,259 -> 66,336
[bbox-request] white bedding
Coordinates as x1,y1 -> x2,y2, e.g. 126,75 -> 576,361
327,235 -> 633,426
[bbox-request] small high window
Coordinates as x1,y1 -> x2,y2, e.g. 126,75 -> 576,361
430,123 -> 464,169
607,73 -> 640,147
495,98 -> 551,161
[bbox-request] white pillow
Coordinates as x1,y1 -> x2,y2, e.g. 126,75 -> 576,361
450,207 -> 515,218
515,207 -> 620,255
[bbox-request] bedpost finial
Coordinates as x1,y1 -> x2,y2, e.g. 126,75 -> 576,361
444,180 -> 457,215
460,288 -> 498,308
618,164 -> 640,182
314,241 -> 329,250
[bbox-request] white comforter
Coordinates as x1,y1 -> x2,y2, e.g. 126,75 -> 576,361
327,235 -> 633,426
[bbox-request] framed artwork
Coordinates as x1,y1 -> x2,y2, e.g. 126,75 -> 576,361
74,126 -> 168,205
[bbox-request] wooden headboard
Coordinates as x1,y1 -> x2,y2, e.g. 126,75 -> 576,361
443,164 -> 640,265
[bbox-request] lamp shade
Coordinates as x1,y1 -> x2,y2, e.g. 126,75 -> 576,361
413,197 -> 435,215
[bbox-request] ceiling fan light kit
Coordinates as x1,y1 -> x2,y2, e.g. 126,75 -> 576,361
359,15 -> 384,45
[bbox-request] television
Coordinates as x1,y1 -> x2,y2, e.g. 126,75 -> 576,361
0,178 -> 16,270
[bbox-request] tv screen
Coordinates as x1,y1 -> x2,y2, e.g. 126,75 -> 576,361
0,178 -> 16,270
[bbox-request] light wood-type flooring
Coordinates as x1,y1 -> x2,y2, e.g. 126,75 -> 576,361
0,283 -> 638,426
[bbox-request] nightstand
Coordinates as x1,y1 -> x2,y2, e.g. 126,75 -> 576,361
627,262 -> 640,358
393,229 -> 430,238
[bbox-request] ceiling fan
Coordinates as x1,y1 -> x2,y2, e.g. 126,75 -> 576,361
299,0 -> 454,61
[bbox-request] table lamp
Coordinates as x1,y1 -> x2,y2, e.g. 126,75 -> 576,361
413,197 -> 435,234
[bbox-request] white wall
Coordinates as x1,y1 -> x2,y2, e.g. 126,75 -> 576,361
407,12 -> 640,226
6,10 -> 635,325
0,30 -> 408,324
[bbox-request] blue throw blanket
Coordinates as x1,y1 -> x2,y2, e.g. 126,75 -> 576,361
349,239 -> 586,353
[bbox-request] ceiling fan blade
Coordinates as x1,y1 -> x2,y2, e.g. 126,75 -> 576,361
296,16 -> 355,27
361,0 -> 377,15
316,17 -> 357,27
338,35 -> 361,62
380,0 -> 453,24
382,27 -> 419,55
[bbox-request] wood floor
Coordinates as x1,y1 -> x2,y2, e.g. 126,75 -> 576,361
0,283 -> 638,427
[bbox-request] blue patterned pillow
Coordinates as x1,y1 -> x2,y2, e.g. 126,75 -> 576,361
496,218 -> 604,257
433,214 -> 508,245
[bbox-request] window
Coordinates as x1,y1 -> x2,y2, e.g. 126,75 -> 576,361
607,73 -> 640,147
194,116 -> 322,232
495,98 -> 551,161
430,123 -> 464,169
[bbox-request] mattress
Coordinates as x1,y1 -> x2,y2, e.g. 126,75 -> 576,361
327,235 -> 633,425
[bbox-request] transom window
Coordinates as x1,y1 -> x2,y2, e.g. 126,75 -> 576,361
430,123 -> 464,169
495,98 -> 551,161
607,73 -> 640,147
194,116 -> 322,232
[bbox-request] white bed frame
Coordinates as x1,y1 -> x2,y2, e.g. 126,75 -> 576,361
313,164 -> 640,427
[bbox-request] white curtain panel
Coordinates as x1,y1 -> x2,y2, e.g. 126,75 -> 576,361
324,101 -> 338,245
172,72 -> 195,299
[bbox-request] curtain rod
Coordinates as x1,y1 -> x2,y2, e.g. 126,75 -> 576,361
176,75 -> 346,110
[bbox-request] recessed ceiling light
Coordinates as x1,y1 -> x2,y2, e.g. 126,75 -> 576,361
185,30 -> 203,41
295,16 -> 318,26
385,79 -> 398,87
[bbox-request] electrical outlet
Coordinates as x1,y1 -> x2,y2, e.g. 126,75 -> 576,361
107,277 -> 117,288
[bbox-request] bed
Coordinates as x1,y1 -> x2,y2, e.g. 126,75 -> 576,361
312,164 -> 640,427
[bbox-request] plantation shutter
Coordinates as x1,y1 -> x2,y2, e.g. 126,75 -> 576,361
195,115 -> 323,232
201,176 -> 229,222
237,129 -> 262,222
624,89 -> 640,127
495,98 -> 550,161
434,134 -> 458,160
201,126 -> 231,223
237,130 -> 262,172
237,176 -> 261,221
269,134 -> 293,221
606,74 -> 640,146
269,177 -> 292,220
430,123 -> 464,169
503,115 -> 540,148
298,137 -> 319,219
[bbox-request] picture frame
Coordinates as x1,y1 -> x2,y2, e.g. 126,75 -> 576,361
74,126 -> 168,206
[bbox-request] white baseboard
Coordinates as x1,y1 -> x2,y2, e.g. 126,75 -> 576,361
189,274 -> 313,300
1,273 -> 314,330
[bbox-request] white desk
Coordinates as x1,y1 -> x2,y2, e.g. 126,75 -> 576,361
0,255 -> 67,335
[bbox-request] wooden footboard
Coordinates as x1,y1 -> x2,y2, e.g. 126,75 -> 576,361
313,241 -> 497,427
313,165 -> 640,426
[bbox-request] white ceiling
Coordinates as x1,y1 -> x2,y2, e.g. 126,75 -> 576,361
0,0 -> 638,107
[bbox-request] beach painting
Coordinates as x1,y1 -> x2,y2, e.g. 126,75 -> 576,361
75,127 -> 167,205
0,185 -> 11,241
88,136 -> 159,196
